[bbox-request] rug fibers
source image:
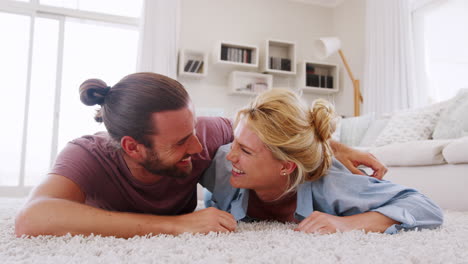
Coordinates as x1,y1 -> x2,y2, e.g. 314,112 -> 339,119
1,198 -> 467,264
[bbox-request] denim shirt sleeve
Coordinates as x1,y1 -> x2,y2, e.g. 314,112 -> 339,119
311,159 -> 444,234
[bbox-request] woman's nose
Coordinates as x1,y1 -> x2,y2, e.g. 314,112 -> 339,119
226,149 -> 236,162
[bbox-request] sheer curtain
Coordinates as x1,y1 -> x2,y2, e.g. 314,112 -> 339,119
362,0 -> 419,115
137,0 -> 180,79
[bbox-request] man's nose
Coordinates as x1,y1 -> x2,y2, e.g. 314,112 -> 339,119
187,134 -> 202,154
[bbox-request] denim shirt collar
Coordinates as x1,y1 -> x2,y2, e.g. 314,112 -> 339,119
230,182 -> 314,222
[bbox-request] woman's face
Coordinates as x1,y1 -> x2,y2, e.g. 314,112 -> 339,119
226,118 -> 288,194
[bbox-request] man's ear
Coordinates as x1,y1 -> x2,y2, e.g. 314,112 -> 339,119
281,160 -> 297,175
121,136 -> 146,160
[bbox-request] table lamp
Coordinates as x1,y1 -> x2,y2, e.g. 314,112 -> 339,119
313,37 -> 363,116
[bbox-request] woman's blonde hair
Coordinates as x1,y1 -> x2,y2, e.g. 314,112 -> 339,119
234,88 -> 336,196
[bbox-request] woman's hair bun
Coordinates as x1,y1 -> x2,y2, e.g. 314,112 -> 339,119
79,79 -> 110,106
309,99 -> 336,142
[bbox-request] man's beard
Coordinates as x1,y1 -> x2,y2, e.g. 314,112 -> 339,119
140,148 -> 192,179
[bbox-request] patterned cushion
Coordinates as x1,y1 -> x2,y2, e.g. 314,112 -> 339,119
373,103 -> 447,147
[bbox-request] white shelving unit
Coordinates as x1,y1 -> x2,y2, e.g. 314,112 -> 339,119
178,49 -> 208,78
213,41 -> 259,68
297,61 -> 339,94
262,39 -> 296,75
228,71 -> 273,96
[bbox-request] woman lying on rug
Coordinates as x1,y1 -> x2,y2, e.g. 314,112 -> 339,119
201,89 -> 443,234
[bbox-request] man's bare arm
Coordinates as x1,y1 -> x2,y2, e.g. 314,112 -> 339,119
330,140 -> 388,179
15,174 -> 236,238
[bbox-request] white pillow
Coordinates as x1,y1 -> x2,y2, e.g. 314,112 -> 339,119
372,103 -> 446,147
433,88 -> 468,139
340,113 -> 375,147
443,136 -> 468,164
370,140 -> 451,166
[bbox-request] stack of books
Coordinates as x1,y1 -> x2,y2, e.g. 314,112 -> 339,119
221,46 -> 253,64
183,60 -> 204,73
306,65 -> 333,88
269,57 -> 291,72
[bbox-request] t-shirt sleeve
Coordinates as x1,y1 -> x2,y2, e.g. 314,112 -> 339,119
193,116 -> 233,185
49,142 -> 106,198
195,116 -> 233,161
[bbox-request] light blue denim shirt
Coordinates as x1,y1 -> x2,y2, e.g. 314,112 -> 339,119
200,144 -> 444,234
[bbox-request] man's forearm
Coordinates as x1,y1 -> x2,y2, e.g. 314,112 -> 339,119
329,139 -> 346,154
15,198 -> 176,238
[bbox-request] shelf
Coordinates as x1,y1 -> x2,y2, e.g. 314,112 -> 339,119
262,39 -> 296,75
297,61 -> 339,94
178,49 -> 207,78
228,71 -> 273,96
213,41 -> 259,68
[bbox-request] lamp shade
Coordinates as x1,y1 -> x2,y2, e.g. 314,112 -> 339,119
313,37 -> 341,60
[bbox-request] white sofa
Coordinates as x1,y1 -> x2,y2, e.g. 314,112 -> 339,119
337,89 -> 468,211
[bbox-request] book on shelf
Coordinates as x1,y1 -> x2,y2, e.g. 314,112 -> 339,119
196,61 -> 204,73
184,60 -> 194,72
280,58 -> 291,71
221,46 -> 228,61
326,76 -> 333,88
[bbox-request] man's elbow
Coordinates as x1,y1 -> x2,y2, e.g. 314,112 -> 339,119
14,201 -> 49,237
15,208 -> 36,237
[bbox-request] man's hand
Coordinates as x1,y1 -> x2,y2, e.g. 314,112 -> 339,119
172,207 -> 237,235
330,140 -> 387,179
294,211 -> 351,234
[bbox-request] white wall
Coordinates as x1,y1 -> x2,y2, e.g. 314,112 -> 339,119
179,0 -> 366,118
333,0 -> 366,116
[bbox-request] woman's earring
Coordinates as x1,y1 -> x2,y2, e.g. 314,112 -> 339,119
282,172 -> 287,176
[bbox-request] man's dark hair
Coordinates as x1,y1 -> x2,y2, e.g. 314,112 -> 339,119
79,72 -> 189,147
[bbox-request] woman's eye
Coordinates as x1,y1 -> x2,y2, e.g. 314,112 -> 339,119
241,148 -> 251,155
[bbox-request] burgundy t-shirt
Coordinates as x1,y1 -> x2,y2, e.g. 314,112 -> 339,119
50,116 -> 233,215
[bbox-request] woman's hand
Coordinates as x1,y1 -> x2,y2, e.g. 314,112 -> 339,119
295,211 -> 400,234
294,211 -> 351,234
330,140 -> 388,179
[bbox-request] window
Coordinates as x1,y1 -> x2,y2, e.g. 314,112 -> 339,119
413,0 -> 468,103
0,0 -> 142,192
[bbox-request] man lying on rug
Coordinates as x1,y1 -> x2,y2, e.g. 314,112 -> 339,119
15,72 -> 387,238
202,89 -> 443,234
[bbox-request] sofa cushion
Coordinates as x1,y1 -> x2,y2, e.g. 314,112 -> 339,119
370,140 -> 451,166
443,136 -> 468,164
372,102 -> 447,147
359,116 -> 390,147
432,88 -> 468,139
340,113 -> 375,146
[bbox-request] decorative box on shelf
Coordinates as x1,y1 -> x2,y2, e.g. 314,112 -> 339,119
213,41 -> 259,68
297,61 -> 339,94
262,39 -> 296,75
178,49 -> 208,78
228,71 -> 273,96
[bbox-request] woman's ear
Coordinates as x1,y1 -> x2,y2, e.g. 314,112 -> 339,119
281,161 -> 297,175
121,136 -> 146,160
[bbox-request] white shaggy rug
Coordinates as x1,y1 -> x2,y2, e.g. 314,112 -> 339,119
1,198 -> 468,264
